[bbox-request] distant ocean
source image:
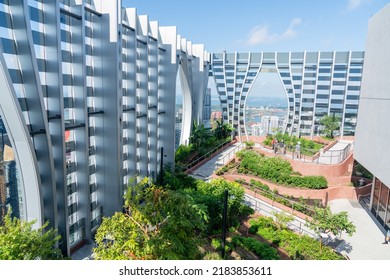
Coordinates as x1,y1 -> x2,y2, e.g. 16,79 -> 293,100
177,96 -> 288,109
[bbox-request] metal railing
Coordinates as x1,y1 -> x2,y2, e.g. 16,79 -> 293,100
184,139 -> 233,171
265,141 -> 353,165
244,194 -> 317,239
218,142 -> 245,166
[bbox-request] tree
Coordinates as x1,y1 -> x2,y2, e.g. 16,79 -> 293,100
190,121 -> 212,149
214,119 -> 233,140
320,114 -> 340,139
244,141 -> 255,150
174,144 -> 194,165
188,178 -> 254,234
0,212 -> 62,260
305,206 -> 356,244
272,211 -> 294,230
93,178 -> 208,260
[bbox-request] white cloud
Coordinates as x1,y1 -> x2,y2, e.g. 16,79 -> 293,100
346,0 -> 371,11
245,18 -> 303,46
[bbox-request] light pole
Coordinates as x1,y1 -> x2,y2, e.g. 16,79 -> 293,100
221,189 -> 228,259
159,147 -> 165,186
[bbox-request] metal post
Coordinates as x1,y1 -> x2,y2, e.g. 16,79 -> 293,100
159,147 -> 164,186
221,189 -> 228,259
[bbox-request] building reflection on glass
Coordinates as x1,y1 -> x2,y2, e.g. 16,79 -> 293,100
0,117 -> 23,222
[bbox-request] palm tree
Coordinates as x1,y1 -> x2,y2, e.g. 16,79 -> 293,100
320,114 -> 340,139
214,119 -> 233,140
190,121 -> 211,149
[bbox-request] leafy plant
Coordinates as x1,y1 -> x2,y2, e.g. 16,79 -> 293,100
320,114 -> 340,139
0,212 -> 63,260
94,178 -> 208,260
263,133 -> 324,156
237,150 -> 327,189
231,236 -> 280,260
272,211 -> 294,230
305,206 -> 356,238
249,216 -> 344,260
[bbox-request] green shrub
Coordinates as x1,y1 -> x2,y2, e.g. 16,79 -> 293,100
238,150 -> 327,189
211,238 -> 222,250
231,236 -> 280,260
244,141 -> 255,149
175,144 -> 194,164
263,133 -> 324,156
249,216 -> 343,260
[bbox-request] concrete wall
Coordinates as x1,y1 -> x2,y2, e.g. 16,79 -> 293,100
355,3 -> 390,187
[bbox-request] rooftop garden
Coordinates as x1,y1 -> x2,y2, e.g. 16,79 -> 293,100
263,132 -> 325,156
235,149 -> 328,189
248,216 -> 345,260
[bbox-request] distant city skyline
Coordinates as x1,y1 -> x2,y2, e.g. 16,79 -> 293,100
123,0 -> 388,52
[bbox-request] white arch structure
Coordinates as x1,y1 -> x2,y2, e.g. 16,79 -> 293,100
211,51 -> 364,140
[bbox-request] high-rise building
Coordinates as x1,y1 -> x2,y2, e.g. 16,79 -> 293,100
260,116 -> 280,135
355,3 -> 390,232
203,88 -> 212,128
210,51 -> 364,140
0,0 -> 209,256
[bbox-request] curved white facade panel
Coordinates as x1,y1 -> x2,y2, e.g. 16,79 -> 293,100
211,51 -> 364,139
0,0 -> 210,256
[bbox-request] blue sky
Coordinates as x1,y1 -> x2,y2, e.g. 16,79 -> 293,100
123,0 -> 389,53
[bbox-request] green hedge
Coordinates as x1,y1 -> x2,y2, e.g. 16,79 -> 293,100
236,150 -> 327,189
249,217 -> 344,260
248,179 -> 316,216
263,133 -> 324,156
231,236 -> 280,260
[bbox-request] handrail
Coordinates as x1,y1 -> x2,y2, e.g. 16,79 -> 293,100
244,194 -> 317,239
261,141 -> 353,165
240,180 -> 316,216
184,139 -> 233,171
218,142 -> 245,165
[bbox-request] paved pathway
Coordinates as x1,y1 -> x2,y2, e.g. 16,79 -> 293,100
190,142 -> 244,181
329,199 -> 390,260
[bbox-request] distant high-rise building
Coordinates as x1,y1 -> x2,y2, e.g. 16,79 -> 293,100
210,51 -> 364,139
203,88 -> 212,128
261,116 -> 280,135
0,0 -> 209,256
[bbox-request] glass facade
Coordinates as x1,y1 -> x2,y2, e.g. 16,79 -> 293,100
371,177 -> 390,231
0,117 -> 23,221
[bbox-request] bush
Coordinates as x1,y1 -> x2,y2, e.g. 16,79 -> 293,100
175,144 -> 194,164
231,236 -> 280,260
211,238 -> 222,250
263,133 -> 324,156
249,216 -> 344,260
237,150 -> 327,189
244,141 -> 255,149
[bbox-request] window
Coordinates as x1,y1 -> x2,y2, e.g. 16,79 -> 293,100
32,30 -> 45,45
319,68 -> 331,73
317,85 -> 330,90
350,68 -> 362,74
349,76 -> 361,82
1,38 -> 17,54
0,11 -> 11,28
348,86 -> 361,91
29,6 -> 43,23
